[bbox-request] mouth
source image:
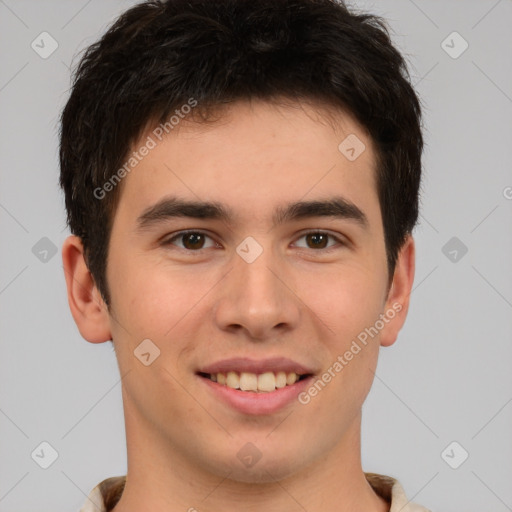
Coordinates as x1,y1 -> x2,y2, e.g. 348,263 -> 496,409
197,370 -> 312,393
195,357 -> 316,415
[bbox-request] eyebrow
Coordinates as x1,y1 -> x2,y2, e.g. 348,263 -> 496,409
136,195 -> 368,231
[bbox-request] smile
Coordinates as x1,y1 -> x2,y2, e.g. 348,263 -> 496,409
198,371 -> 309,393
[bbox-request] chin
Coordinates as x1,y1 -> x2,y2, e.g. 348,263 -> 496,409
199,443 -> 306,484
221,458 -> 301,484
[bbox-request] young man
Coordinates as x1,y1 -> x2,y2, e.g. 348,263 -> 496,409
60,0 -> 429,510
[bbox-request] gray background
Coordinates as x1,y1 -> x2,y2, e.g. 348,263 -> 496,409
1,0 -> 511,510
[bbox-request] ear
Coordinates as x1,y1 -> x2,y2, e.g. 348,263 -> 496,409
62,235 -> 112,343
379,235 -> 415,348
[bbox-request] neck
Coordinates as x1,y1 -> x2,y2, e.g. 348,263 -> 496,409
112,400 -> 388,512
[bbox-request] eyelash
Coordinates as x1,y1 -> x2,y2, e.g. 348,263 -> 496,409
162,229 -> 346,253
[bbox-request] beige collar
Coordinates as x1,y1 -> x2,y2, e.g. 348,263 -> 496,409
80,472 -> 431,512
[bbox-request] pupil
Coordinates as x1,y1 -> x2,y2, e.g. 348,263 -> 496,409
185,233 -> 203,249
307,233 -> 327,249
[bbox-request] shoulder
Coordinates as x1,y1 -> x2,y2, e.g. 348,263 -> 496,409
80,476 -> 126,512
365,472 -> 432,512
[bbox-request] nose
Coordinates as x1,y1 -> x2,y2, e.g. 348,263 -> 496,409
213,242 -> 301,341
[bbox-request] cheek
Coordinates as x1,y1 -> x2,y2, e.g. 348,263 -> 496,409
299,264 -> 386,343
110,257 -> 191,338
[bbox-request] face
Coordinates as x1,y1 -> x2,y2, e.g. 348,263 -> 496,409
84,99 -> 412,482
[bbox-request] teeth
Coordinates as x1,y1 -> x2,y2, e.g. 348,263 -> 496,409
258,372 -> 276,392
226,371 -> 240,389
275,371 -> 287,388
209,371 -> 303,392
240,372 -> 258,391
286,372 -> 298,385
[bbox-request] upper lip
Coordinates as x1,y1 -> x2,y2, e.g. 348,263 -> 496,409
198,357 -> 316,376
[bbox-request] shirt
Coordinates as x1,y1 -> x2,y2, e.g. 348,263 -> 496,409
80,472 -> 431,511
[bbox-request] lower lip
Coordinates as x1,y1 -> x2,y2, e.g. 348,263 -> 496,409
198,375 -> 314,415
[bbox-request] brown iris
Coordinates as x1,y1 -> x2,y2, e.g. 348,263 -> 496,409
180,232 -> 205,250
305,232 -> 329,249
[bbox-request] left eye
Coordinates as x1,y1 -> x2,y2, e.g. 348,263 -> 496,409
163,230 -> 342,251
164,231 -> 219,251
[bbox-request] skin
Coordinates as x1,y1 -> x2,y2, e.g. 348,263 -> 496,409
62,99 -> 415,512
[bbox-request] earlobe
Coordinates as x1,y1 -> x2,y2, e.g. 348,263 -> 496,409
379,235 -> 415,348
61,235 -> 112,343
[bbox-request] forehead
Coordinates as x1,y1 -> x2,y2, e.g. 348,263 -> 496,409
113,99 -> 379,226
